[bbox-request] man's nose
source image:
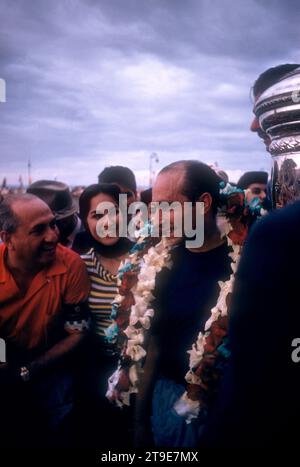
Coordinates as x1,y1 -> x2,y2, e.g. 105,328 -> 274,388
45,225 -> 59,243
259,191 -> 267,201
250,116 -> 260,132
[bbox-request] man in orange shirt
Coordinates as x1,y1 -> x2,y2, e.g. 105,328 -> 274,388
0,193 -> 90,447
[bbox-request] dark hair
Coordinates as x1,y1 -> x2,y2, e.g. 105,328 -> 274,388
140,187 -> 152,205
253,64 -> 300,98
79,183 -> 121,226
0,194 -> 37,233
98,166 -> 137,193
159,160 -> 220,214
237,171 -> 268,189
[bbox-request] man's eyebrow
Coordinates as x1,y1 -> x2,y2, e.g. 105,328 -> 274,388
152,199 -> 180,203
29,217 -> 55,231
90,210 -> 102,215
29,222 -> 47,232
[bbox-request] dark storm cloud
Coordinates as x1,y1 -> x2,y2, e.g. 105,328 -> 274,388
0,0 -> 299,185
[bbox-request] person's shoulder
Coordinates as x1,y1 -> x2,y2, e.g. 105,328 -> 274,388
248,200 -> 300,243
266,200 -> 300,225
56,245 -> 90,301
56,243 -> 86,267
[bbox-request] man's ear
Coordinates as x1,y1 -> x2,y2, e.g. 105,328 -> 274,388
198,192 -> 213,215
0,231 -> 13,248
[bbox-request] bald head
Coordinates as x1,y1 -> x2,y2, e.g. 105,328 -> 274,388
156,160 -> 220,213
0,194 -> 51,234
0,193 -> 59,270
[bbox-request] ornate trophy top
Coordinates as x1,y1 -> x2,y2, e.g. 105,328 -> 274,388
254,67 -> 300,207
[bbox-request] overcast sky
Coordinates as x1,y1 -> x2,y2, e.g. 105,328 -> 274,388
1,0 -> 299,187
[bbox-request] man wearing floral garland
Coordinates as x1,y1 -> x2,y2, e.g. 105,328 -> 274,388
134,160 -> 232,447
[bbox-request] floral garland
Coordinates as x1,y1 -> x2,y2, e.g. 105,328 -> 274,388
173,218 -> 240,422
106,183 -> 266,414
106,225 -> 172,407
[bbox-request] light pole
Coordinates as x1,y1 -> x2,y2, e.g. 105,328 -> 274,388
149,152 -> 159,186
28,158 -> 32,186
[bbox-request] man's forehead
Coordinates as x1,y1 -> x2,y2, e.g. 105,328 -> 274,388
248,182 -> 267,188
13,198 -> 53,224
153,170 -> 186,200
252,93 -> 260,112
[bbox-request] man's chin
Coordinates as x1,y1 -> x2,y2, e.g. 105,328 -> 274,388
163,236 -> 183,247
39,248 -> 57,265
263,137 -> 271,151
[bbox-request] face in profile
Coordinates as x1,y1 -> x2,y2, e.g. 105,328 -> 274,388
152,171 -> 189,245
86,192 -> 121,246
245,183 -> 267,204
250,95 -> 271,151
4,198 -> 59,267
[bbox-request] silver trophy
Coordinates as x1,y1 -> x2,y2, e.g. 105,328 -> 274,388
254,68 -> 300,208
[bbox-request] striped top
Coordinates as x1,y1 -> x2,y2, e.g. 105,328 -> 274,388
81,248 -> 119,341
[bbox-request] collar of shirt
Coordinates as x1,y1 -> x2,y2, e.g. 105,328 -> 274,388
0,243 -> 67,287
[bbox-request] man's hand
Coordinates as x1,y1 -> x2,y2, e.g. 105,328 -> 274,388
27,332 -> 85,376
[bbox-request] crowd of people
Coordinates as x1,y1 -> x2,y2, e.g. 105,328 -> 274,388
0,63 -> 300,449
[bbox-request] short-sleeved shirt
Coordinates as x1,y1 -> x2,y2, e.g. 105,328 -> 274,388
0,243 -> 90,361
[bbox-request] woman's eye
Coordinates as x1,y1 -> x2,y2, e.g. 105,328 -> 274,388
92,213 -> 103,220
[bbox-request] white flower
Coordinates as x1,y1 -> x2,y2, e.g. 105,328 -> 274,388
129,307 -> 154,329
226,236 -> 234,247
185,370 -> 202,385
204,306 -> 221,331
139,290 -> 155,302
138,315 -> 151,329
143,245 -> 170,272
129,363 -> 142,386
131,296 -> 148,317
173,392 -> 201,423
137,265 -> 157,292
126,342 -> 147,361
223,220 -> 232,237
106,368 -> 124,408
135,279 -> 156,294
124,326 -> 144,344
113,295 -> 124,305
188,339 -> 205,368
230,261 -> 238,274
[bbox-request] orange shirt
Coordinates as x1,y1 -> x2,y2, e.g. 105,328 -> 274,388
0,243 -> 90,354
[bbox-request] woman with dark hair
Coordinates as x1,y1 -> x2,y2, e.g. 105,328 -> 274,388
76,183 -> 133,447
79,183 -> 133,339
